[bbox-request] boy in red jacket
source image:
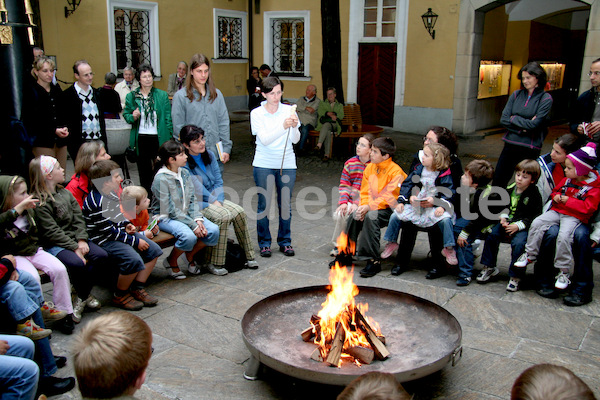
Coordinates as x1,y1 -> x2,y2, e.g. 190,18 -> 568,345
515,143 -> 600,290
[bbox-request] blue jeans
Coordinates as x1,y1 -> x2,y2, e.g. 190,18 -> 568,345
298,124 -> 315,150
101,233 -> 163,276
253,167 -> 296,248
452,217 -> 481,279
438,218 -> 455,248
0,334 -> 39,400
159,218 -> 219,251
383,212 -> 401,243
0,272 -> 41,322
481,222 -> 528,279
534,224 -> 593,296
0,271 -> 57,378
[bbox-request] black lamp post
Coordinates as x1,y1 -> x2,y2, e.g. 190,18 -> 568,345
421,8 -> 438,39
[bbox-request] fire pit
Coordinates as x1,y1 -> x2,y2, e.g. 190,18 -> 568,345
242,285 -> 462,385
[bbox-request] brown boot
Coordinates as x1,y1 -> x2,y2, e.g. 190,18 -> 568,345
112,293 -> 143,311
130,288 -> 158,307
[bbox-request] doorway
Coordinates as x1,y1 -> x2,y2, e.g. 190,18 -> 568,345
357,43 -> 397,127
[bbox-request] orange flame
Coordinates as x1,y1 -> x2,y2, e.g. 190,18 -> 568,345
313,262 -> 379,364
336,231 -> 355,255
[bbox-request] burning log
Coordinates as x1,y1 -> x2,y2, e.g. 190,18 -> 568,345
310,347 -> 323,362
326,323 -> 346,367
355,308 -> 390,361
347,346 -> 374,365
300,315 -> 322,342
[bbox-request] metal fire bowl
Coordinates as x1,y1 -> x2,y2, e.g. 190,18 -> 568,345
242,285 -> 462,386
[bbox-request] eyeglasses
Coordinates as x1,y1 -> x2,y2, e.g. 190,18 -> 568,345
356,142 -> 368,148
588,71 -> 600,77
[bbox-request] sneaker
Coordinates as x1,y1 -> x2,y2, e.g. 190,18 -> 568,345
131,288 -> 158,307
476,266 -> 499,283
260,247 -> 271,257
360,260 -> 382,278
506,277 -> 520,292
203,264 -> 228,276
555,271 -> 571,290
514,253 -> 534,268
112,293 -> 143,311
85,294 -> 101,310
41,302 -> 67,322
246,259 -> 259,269
329,247 -> 339,257
456,276 -> 472,286
72,298 -> 85,323
381,242 -> 399,259
391,264 -> 404,276
187,262 -> 202,275
441,248 -> 458,265
17,319 -> 52,340
280,245 -> 295,256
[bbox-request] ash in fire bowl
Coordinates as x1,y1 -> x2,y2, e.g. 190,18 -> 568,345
242,283 -> 462,385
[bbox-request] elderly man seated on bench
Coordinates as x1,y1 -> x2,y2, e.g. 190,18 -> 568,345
315,87 -> 344,161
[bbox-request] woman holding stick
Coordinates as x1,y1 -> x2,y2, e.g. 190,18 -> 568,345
250,77 -> 300,257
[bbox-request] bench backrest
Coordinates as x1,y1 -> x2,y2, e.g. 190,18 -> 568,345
342,103 -> 363,132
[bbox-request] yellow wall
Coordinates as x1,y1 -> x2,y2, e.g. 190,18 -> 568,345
40,0 -> 110,87
404,0 -> 460,109
504,21 -> 531,94
251,1 -> 333,100
39,0 -> 250,96
39,0 -> 335,100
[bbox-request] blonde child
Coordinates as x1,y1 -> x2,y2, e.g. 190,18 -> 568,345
0,174 -> 74,333
382,142 -> 457,265
337,372 -> 411,400
121,185 -> 159,239
514,143 -> 600,290
30,156 -> 108,323
511,363 -> 596,400
73,311 -> 153,399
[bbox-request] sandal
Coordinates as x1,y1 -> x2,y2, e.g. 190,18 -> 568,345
163,258 -> 186,280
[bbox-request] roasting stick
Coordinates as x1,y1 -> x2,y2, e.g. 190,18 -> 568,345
280,104 -> 297,175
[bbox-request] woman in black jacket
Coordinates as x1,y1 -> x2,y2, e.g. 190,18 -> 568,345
22,56 -> 69,169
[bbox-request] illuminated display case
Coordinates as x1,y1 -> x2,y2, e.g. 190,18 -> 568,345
540,62 -> 565,91
478,61 -> 512,99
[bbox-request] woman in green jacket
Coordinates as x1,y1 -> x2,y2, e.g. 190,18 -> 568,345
123,64 -> 173,194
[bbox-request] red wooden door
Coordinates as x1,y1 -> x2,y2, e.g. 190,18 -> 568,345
357,43 -> 397,127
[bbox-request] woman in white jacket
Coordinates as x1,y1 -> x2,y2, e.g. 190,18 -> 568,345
250,77 -> 300,258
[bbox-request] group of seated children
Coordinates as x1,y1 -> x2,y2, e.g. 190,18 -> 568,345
330,129 -> 598,306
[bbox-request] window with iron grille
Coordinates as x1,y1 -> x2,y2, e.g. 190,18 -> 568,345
114,8 -> 151,74
108,1 -> 161,78
272,18 -> 304,75
213,9 -> 247,61
218,16 -> 243,58
264,11 -> 310,77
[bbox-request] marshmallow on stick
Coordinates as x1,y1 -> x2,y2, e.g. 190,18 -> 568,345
290,104 -> 297,116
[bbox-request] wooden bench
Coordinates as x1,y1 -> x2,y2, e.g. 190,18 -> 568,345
309,103 -> 384,158
38,231 -> 176,284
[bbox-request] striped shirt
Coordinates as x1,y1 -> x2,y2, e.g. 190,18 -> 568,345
83,188 -> 138,247
338,155 -> 369,205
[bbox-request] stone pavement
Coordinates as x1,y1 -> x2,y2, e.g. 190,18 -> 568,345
46,117 -> 599,399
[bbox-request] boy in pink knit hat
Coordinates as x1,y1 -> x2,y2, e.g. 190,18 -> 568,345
514,142 -> 600,290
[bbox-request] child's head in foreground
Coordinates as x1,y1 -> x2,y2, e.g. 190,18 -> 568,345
370,137 -> 396,164
511,363 -> 596,400
462,159 -> 494,188
121,185 -> 150,216
337,372 -> 410,400
88,160 -> 123,194
422,142 -> 450,172
72,311 -> 153,398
